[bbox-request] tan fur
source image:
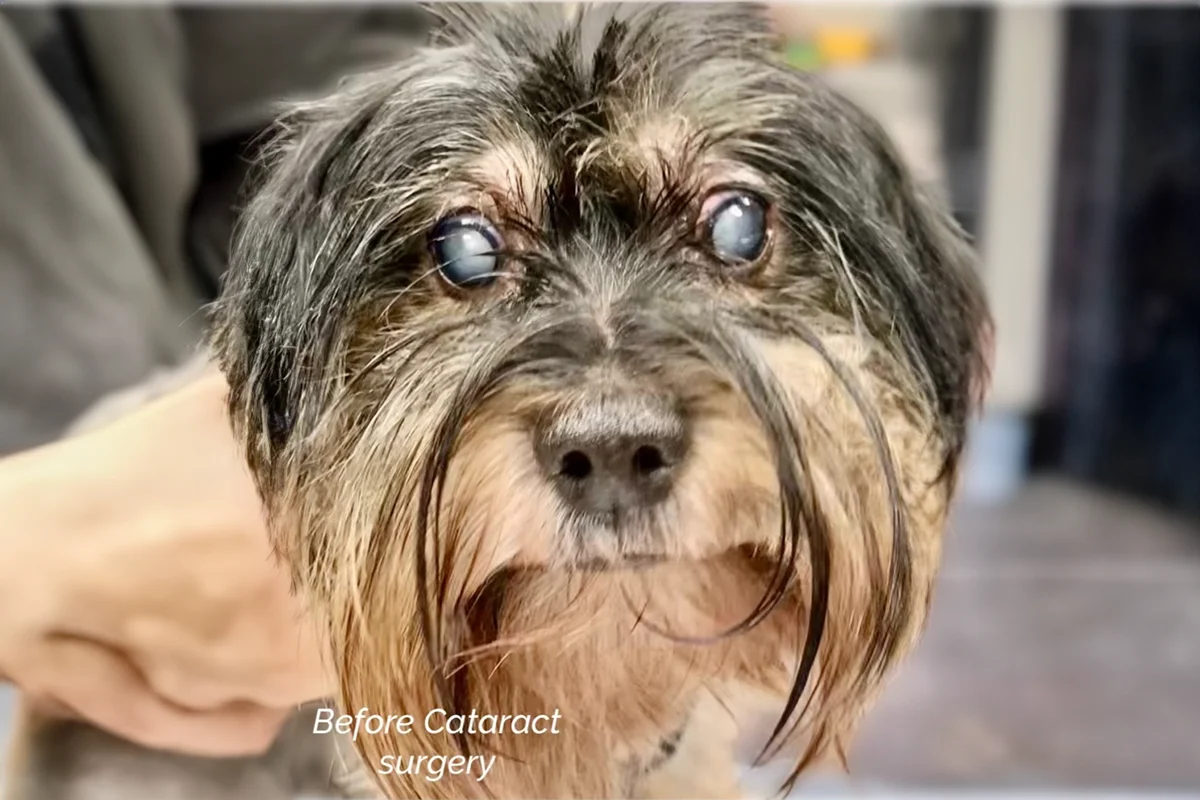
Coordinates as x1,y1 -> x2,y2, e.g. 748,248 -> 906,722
256,299 -> 953,799
463,138 -> 549,227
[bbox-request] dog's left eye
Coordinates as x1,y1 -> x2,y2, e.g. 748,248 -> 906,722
430,213 -> 504,288
701,190 -> 769,265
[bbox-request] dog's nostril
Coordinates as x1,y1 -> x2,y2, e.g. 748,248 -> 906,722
631,444 -> 666,477
559,450 -> 593,481
534,390 -> 690,516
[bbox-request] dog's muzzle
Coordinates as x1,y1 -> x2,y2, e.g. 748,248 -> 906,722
533,386 -> 691,518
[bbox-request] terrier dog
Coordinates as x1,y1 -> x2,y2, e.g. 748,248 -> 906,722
7,4 -> 991,799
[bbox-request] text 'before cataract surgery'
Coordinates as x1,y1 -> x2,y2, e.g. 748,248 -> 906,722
312,707 -> 564,782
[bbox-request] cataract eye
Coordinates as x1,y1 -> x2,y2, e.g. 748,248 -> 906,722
701,190 -> 769,265
430,213 -> 505,287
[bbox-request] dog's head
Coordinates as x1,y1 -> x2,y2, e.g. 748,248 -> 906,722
213,4 -> 990,797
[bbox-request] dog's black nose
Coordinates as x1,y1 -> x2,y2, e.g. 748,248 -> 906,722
534,390 -> 689,516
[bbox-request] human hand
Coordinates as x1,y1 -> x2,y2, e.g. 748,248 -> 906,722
0,370 -> 332,756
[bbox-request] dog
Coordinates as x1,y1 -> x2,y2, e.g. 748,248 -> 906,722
6,4 -> 991,799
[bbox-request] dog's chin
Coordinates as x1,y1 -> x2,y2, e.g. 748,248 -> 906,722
556,511 -> 676,572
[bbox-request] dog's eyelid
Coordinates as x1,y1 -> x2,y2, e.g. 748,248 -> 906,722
699,182 -> 772,210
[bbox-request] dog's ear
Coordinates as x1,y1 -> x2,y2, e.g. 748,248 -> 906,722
209,72 -> 402,482
779,89 -> 994,471
893,177 -> 992,416
971,309 -> 995,413
855,102 -> 994,433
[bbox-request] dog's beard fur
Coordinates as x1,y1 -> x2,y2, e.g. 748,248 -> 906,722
211,4 -> 991,798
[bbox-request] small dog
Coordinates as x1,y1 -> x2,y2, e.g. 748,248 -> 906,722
7,4 -> 991,799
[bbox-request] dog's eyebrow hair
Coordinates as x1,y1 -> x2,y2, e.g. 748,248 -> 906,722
542,158 -> 583,232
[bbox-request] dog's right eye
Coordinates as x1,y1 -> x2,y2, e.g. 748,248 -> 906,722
430,213 -> 504,288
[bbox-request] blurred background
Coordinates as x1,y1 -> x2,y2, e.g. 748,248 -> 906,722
0,3 -> 1197,797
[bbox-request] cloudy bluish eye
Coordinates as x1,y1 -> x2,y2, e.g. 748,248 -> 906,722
430,213 -> 504,287
703,191 -> 769,265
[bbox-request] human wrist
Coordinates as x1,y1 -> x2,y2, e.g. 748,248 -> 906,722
74,367 -> 238,533
0,392 -> 197,649
0,440 -> 91,672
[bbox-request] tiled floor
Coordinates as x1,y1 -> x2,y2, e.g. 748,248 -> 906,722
2,478 -> 1199,795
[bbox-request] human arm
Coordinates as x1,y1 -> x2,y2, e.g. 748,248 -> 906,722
0,369 -> 331,757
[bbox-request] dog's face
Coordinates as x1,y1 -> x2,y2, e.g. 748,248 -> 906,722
214,4 -> 990,798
